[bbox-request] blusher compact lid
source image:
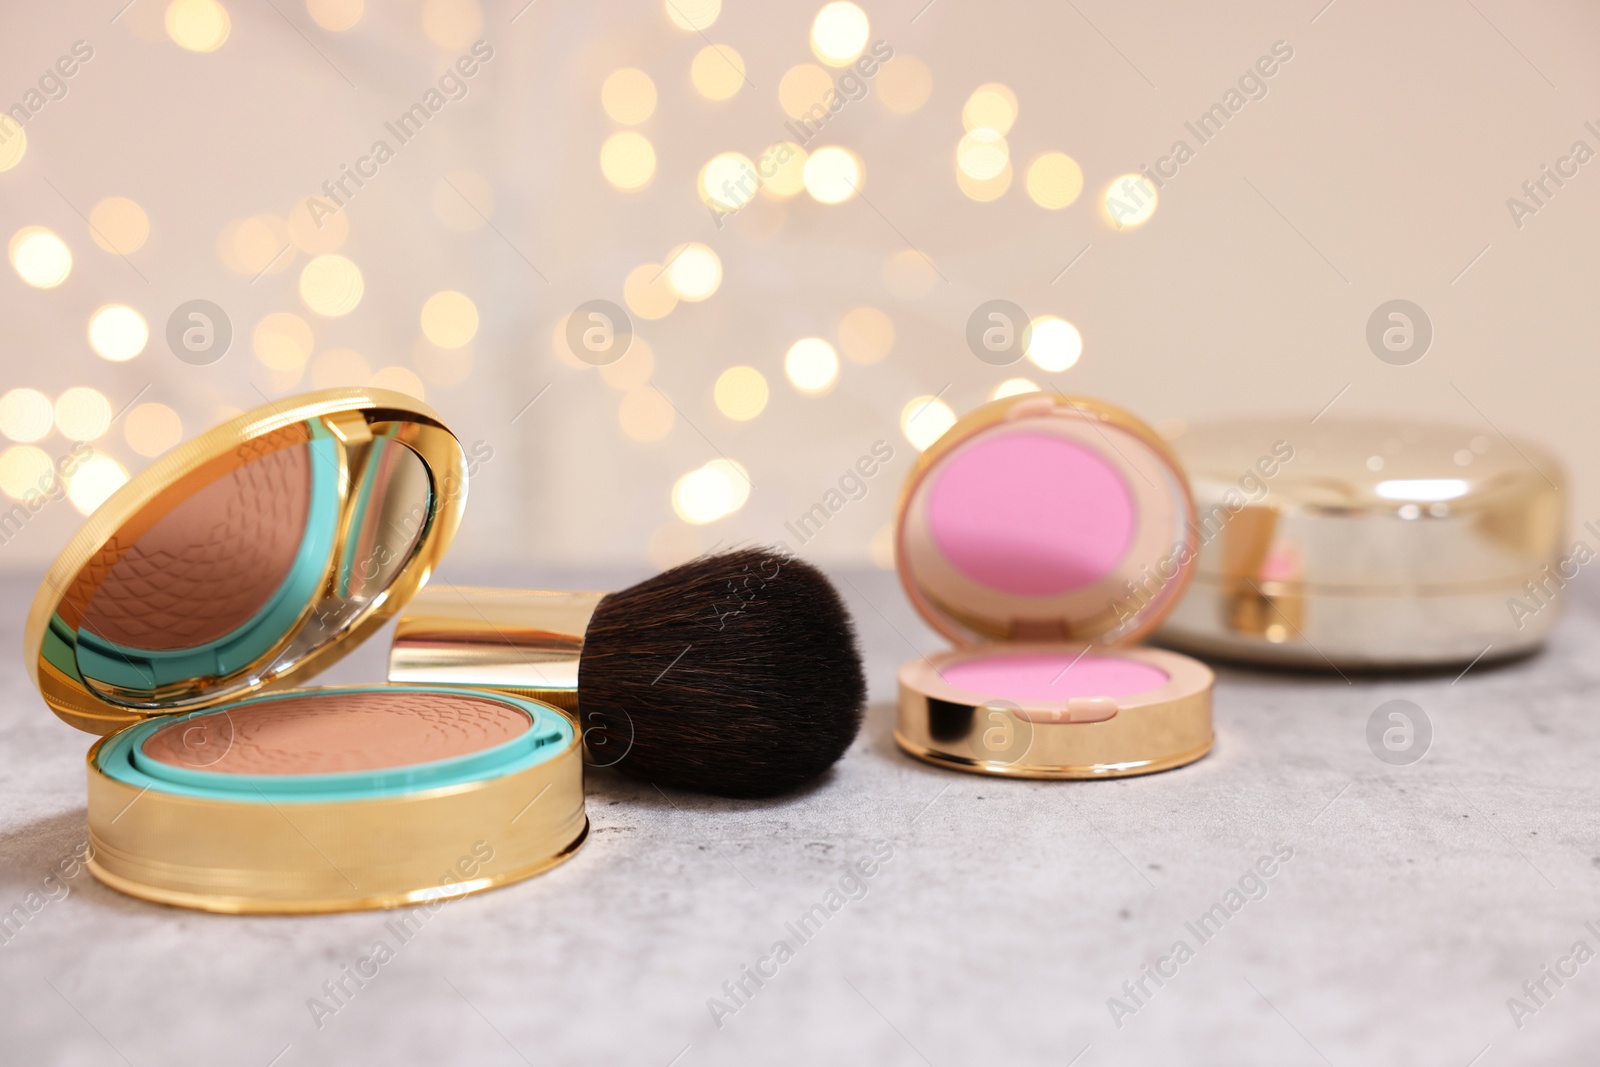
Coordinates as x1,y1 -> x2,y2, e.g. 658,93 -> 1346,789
25,388 -> 469,735
896,393 -> 1200,646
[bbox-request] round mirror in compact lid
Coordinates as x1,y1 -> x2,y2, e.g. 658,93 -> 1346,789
25,389 -> 468,735
895,394 -> 1200,648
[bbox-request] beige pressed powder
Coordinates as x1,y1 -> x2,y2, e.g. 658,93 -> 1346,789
141,690 -> 533,775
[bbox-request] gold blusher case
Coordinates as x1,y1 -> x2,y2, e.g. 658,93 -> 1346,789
23,389 -> 589,913
893,394 -> 1214,779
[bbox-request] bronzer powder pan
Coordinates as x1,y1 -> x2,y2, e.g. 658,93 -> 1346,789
25,390 -> 587,913
894,394 -> 1214,778
137,690 -> 537,779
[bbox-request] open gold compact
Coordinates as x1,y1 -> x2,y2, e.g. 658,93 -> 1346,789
893,394 -> 1214,779
24,389 -> 587,914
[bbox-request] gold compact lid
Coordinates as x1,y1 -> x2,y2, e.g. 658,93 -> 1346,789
1164,417 -> 1565,591
25,389 -> 468,734
895,394 -> 1198,647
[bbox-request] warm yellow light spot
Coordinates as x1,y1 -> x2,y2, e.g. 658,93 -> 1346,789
421,0 -> 482,50
413,337 -> 474,388
10,227 -> 72,288
666,0 -> 720,31
125,403 -> 183,457
901,395 -> 956,451
67,453 -> 130,515
665,244 -> 722,302
957,128 -> 1008,180
811,2 -> 869,66
599,336 -> 654,390
311,348 -> 371,388
299,254 -> 363,317
600,131 -> 657,191
222,215 -> 293,277
878,54 -> 931,114
691,46 -> 745,101
602,68 -> 657,125
88,305 -> 150,363
0,117 -> 25,172
252,312 -> 314,372
421,290 -> 479,348
0,446 -> 53,501
714,366 -> 769,420
369,365 -> 425,399
962,83 -> 1018,134
55,387 -> 112,442
957,161 -> 1012,202
288,196 -> 349,253
760,142 -> 808,198
785,338 -> 840,396
802,146 -> 861,203
991,378 -> 1040,400
307,0 -> 363,31
89,198 -> 150,255
882,249 -> 940,299
778,64 -> 835,120
619,386 -> 675,443
1025,315 -> 1083,372
623,263 -> 678,320
672,460 -> 747,524
838,307 -> 894,364
699,153 -> 759,213
166,0 -> 231,52
1026,153 -> 1084,210
0,389 -> 54,443
1103,173 -> 1158,228
707,458 -> 751,511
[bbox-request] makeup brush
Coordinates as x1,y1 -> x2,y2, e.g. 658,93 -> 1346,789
388,548 -> 866,797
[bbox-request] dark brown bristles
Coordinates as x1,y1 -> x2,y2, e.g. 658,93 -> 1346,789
578,548 -> 866,798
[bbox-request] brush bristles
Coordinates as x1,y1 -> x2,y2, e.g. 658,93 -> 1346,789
578,548 -> 866,797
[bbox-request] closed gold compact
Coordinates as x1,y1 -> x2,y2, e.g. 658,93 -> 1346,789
894,394 -> 1214,779
24,389 -> 587,914
1156,417 -> 1567,669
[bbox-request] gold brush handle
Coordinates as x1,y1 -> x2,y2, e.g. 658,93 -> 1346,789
387,587 -> 606,712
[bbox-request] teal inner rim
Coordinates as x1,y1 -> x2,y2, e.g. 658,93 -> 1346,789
69,432 -> 342,691
97,686 -> 573,803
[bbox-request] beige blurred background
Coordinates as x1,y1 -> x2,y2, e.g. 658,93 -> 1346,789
1,0 -> 1597,578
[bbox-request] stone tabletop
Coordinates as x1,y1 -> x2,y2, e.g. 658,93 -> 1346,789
3,566 -> 1598,1066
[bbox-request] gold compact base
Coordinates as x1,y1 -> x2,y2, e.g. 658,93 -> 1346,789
83,706 -> 587,915
894,735 -> 1213,779
896,645 -> 1214,780
85,823 -> 588,916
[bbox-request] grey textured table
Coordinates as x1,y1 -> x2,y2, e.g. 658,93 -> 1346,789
3,566 -> 1599,1066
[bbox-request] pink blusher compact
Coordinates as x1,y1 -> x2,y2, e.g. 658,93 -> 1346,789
894,395 -> 1214,779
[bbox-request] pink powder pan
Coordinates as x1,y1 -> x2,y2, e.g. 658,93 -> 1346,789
893,394 -> 1215,778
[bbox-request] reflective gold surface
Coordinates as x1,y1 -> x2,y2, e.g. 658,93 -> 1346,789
84,702 -> 587,914
388,588 -> 607,713
896,646 -> 1213,779
25,389 -> 468,733
1159,417 -> 1567,667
